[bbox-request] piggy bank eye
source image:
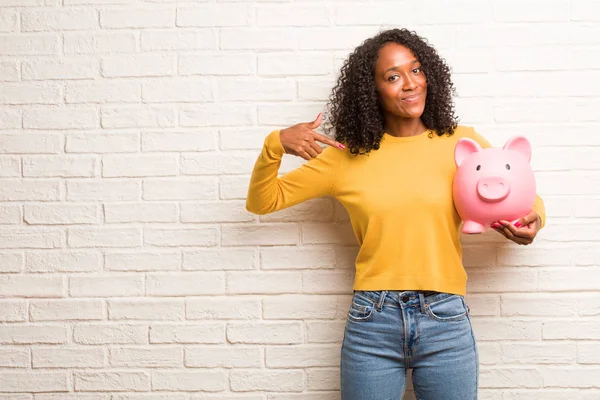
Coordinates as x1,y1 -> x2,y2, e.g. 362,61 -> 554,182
506,164 -> 511,170
476,165 -> 481,171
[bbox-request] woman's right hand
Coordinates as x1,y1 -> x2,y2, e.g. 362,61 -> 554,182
279,113 -> 345,160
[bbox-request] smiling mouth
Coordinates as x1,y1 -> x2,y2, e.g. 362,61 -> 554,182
402,93 -> 421,102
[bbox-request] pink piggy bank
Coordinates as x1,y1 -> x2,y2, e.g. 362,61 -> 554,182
453,136 -> 536,234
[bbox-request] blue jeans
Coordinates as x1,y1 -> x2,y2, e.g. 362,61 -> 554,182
340,290 -> 479,400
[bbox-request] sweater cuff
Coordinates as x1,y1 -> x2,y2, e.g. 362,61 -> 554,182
264,130 -> 286,159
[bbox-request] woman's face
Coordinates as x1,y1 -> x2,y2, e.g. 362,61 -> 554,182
374,42 -> 427,120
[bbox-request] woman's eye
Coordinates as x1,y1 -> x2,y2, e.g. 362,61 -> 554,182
388,75 -> 399,82
413,67 -> 422,73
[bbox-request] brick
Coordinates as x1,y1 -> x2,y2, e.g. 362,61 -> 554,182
22,58 -> 97,80
301,270 -> 353,294
66,133 -> 139,153
102,54 -> 174,77
101,106 -> 175,128
0,325 -> 68,344
108,299 -> 184,320
102,154 -> 178,177
543,320 -> 600,340
105,251 -> 180,272
306,321 -> 345,343
228,271 -> 301,294
146,272 -> 225,296
0,83 -> 61,104
149,323 -> 225,344
472,319 -> 542,341
142,78 -> 212,103
258,53 -> 332,76
220,28 -> 297,50
141,29 -> 215,51
307,368 -> 339,391
220,175 -> 251,200
0,228 -> 64,249
23,156 -> 96,178
186,297 -> 261,320
0,34 -> 58,55
480,367 -> 542,388
73,324 -> 148,345
104,203 -> 177,223
0,108 -> 20,129
109,347 -> 182,368
180,152 -> 257,175
21,9 -> 98,32
67,180 -> 140,201
144,227 -> 218,247
24,204 -> 99,225
179,104 -> 254,127
218,78 -> 294,101
0,372 -> 68,393
494,0 -> 568,22
30,299 -> 103,321
540,367 -> 600,388
151,371 -> 226,391
177,5 -> 250,27
32,347 -> 104,368
68,228 -> 141,248
219,128 -> 267,150
298,78 -> 336,101
230,370 -> 303,392
64,32 -> 136,54
183,248 -> 256,271
0,61 -> 18,81
227,322 -> 303,344
26,250 -> 101,272
179,54 -> 254,76
23,106 -> 98,130
222,224 -> 298,246
0,133 -> 62,154
186,347 -> 261,368
0,157 -> 19,177
539,268 -> 600,291
467,269 -> 538,293
257,104 -> 323,126
0,300 -> 27,322
70,274 -> 144,297
257,5 -> 330,26
263,294 -> 340,320
298,27 -> 379,50
578,343 -> 600,364
0,10 -> 17,32
494,46 -> 569,72
266,345 -> 339,367
181,201 -> 253,223
101,7 -> 174,29
0,347 -> 29,368
142,131 -> 216,152
0,205 -> 21,225
66,80 -> 141,103
143,178 -> 217,201
501,343 -> 576,364
74,372 -> 150,392
260,247 -> 335,270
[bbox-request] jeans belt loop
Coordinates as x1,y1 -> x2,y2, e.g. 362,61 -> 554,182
419,292 -> 427,314
376,290 -> 387,312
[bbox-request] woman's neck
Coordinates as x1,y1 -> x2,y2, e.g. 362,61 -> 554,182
383,117 -> 427,138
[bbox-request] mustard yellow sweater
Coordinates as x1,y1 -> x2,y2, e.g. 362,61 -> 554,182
246,126 -> 545,296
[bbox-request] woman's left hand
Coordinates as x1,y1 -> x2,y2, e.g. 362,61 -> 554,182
491,211 -> 541,245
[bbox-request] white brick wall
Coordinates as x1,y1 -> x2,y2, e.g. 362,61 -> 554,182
0,0 -> 597,398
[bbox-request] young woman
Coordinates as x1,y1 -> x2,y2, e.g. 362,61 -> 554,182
246,28 -> 545,400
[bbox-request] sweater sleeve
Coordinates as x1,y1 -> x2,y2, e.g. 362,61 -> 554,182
245,130 -> 345,215
470,128 -> 546,229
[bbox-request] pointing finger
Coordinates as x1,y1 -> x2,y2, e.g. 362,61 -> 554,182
312,132 -> 345,149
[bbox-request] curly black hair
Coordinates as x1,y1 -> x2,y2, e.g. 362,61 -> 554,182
324,28 -> 458,155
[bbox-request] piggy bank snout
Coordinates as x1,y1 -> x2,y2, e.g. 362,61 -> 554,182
477,176 -> 510,202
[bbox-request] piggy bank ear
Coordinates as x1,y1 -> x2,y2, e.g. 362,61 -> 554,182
455,138 -> 482,167
503,136 -> 531,162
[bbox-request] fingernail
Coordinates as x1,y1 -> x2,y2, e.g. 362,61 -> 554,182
317,113 -> 322,118
338,144 -> 345,149
514,222 -> 522,228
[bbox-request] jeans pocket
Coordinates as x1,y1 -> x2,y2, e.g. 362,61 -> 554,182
347,293 -> 375,322
425,294 -> 468,322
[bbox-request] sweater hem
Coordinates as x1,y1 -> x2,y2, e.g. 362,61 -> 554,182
352,276 -> 467,296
